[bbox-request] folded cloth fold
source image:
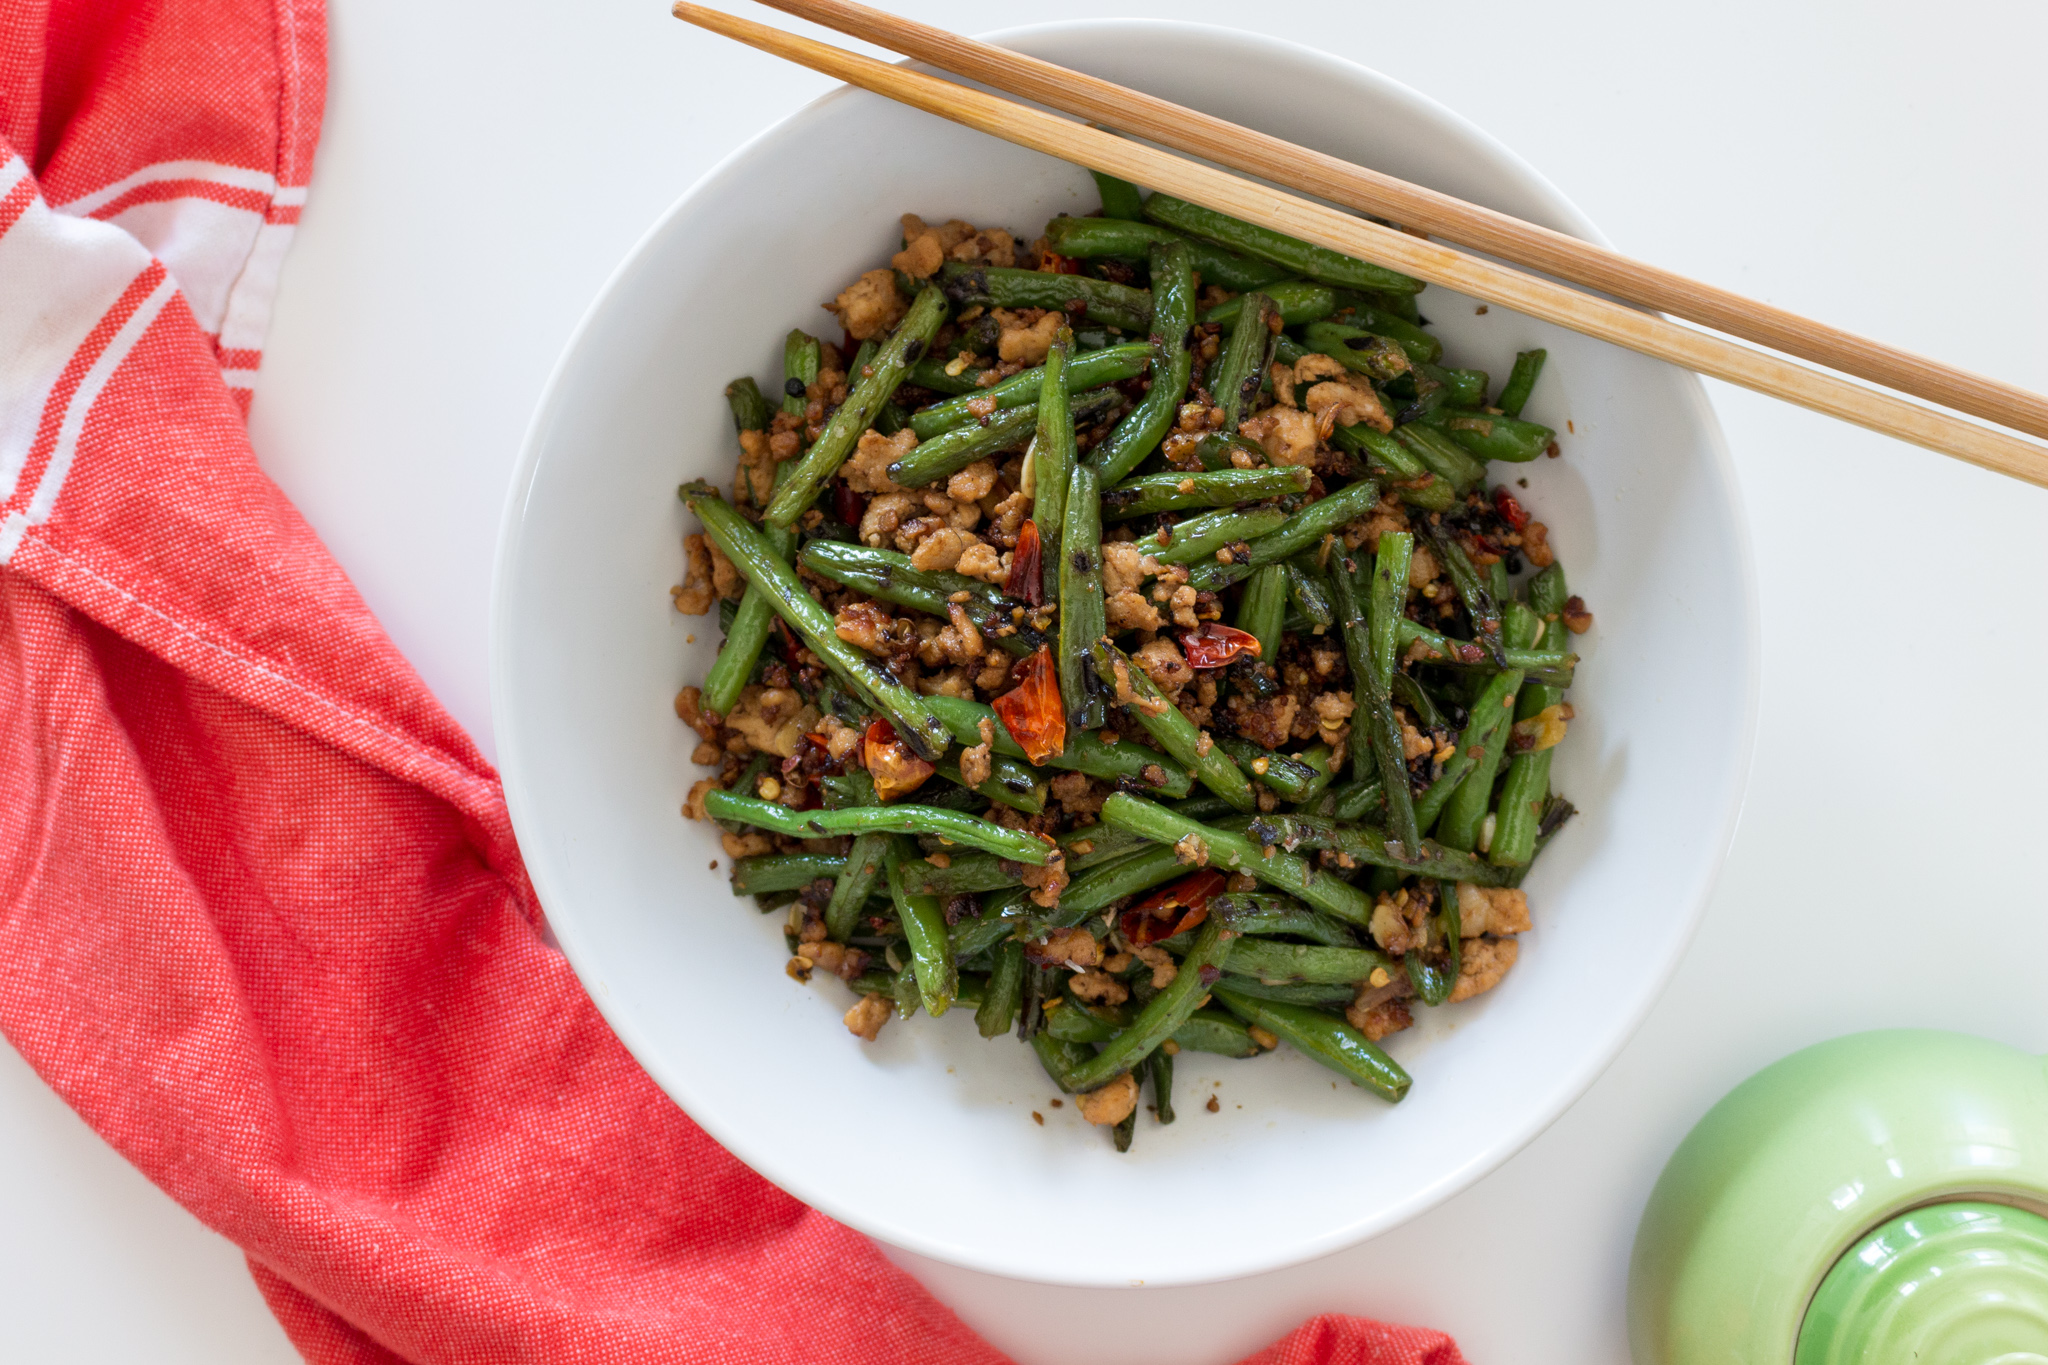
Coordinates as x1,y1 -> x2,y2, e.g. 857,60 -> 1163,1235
0,3 -> 1464,1362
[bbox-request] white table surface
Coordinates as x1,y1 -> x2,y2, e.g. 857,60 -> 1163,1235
6,1 -> 2046,1361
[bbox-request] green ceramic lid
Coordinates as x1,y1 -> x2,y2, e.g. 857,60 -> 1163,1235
1796,1201 -> 2048,1365
1629,1031 -> 2048,1365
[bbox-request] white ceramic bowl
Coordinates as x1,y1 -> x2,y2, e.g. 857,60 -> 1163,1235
493,20 -> 1757,1287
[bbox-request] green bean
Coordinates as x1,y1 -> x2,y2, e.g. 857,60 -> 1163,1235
941,262 -> 1151,333
1184,474 -> 1381,589
725,376 -> 771,432
1214,738 -> 1334,805
797,540 -> 1045,656
1214,293 -> 1279,431
1331,543 -> 1419,848
1405,881 -> 1461,1006
1416,407 -> 1554,464
765,286 -> 945,527
729,852 -> 842,896
1424,524 -> 1504,662
1018,843 -> 1199,937
885,839 -> 957,1016
1222,937 -> 1394,986
1146,505 -> 1289,566
934,754 -> 1044,814
1236,563 -> 1289,665
1284,561 -> 1336,631
1092,171 -> 1146,221
1068,917 -> 1235,1091
897,852 -> 1013,898
1245,812 -> 1518,886
1209,893 -> 1361,948
1486,559 -> 1512,607
1032,326 -> 1078,601
906,353 -> 983,395
1149,1050 -> 1176,1124
1041,214 -> 1291,292
1032,1031 -> 1093,1092
1090,239 -> 1196,483
1214,978 -> 1356,1009
1204,281 -> 1339,330
689,490 -> 952,757
1526,562 -> 1569,619
1143,195 -> 1422,294
1394,423 -> 1489,492
1094,641 -> 1255,812
887,391 -> 1115,488
1395,618 -> 1577,687
701,788 -> 1050,863
903,823 -> 1143,898
920,693 -> 1193,796
1101,465 -> 1310,519
1325,777 -> 1385,823
1170,1008 -> 1262,1057
1411,362 -> 1490,408
782,330 -> 821,417
1427,667 -> 1522,845
1301,321 -> 1412,383
1212,986 -> 1410,1102
700,460 -> 802,716
1330,296 -> 1441,365
825,833 -> 889,943
1058,463 -> 1108,730
1100,794 -> 1374,924
1490,602 -> 1565,867
1495,348 -> 1546,417
978,940 -> 1025,1039
909,344 -> 1151,439
1328,424 -> 1457,511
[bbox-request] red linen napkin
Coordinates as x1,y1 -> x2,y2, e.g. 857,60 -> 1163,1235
0,4 -> 1468,1363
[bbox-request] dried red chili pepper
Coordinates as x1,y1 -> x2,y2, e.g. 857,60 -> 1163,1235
1119,869 -> 1227,947
1005,519 -> 1045,606
1493,486 -> 1529,530
862,718 -> 934,802
991,644 -> 1065,764
833,480 -> 867,529
1178,623 -> 1262,669
1037,250 -> 1080,276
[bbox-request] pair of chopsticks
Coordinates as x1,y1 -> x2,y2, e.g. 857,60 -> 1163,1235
671,0 -> 2048,491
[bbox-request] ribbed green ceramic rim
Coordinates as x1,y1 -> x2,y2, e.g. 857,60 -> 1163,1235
1796,1201 -> 2048,1365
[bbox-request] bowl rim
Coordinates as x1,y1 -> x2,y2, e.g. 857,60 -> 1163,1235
491,16 -> 1763,1285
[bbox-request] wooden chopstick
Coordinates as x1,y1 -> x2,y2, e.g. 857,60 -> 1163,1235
755,0 -> 2048,451
671,4 -> 2048,491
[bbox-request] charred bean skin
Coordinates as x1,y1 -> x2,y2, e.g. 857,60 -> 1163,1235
1091,240 -> 1196,483
1143,194 -> 1423,295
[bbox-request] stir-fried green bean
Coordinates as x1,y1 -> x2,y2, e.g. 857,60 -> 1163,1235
887,391 -> 1114,488
702,788 -> 1051,863
941,262 -> 1151,333
689,489 -> 953,757
1215,292 -> 1279,430
921,693 -> 1193,796
767,286 -> 945,527
1091,239 -> 1195,482
909,343 -> 1152,439
1147,505 -> 1290,566
1059,463 -> 1108,730
1101,466 -> 1311,519
1093,641 -> 1256,812
1143,195 -> 1423,295
1212,986 -> 1411,1102
1204,281 -> 1339,330
1100,794 -> 1374,924
798,540 -> 1045,656
1495,348 -> 1547,417
1091,171 -> 1145,221
1042,214 -> 1291,292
